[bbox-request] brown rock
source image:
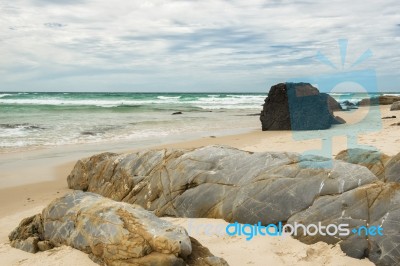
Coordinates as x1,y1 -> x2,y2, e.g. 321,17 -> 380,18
10,237 -> 39,253
335,148 -> 390,180
359,96 -> 400,106
384,153 -> 400,183
186,237 -> 229,266
37,240 -> 53,251
390,101 -> 400,111
327,95 -> 343,112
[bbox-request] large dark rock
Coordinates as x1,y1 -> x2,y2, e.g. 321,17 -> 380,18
9,191 -> 228,266
260,82 -> 344,130
66,145 -> 400,265
327,94 -> 343,112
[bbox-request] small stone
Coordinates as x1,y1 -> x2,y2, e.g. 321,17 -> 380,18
37,240 -> 53,251
10,237 -> 39,253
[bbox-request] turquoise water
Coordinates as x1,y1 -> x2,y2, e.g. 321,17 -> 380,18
0,92 -> 266,110
0,92 -> 265,151
0,92 -> 398,151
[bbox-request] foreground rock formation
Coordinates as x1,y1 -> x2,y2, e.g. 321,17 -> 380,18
67,146 -> 377,223
9,191 -> 228,266
65,145 -> 400,265
260,82 -> 344,131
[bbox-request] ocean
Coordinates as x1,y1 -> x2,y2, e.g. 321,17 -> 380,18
0,92 -> 398,152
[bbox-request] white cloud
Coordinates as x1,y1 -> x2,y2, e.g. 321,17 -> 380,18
0,0 -> 399,91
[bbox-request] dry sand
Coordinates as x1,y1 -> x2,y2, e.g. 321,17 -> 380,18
0,105 -> 399,265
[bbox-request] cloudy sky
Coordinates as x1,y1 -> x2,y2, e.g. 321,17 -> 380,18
1,0 -> 399,92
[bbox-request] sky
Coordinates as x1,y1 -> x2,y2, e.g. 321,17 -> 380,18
0,0 -> 399,92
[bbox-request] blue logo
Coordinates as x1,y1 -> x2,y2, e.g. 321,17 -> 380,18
225,221 -> 383,241
287,39 -> 382,168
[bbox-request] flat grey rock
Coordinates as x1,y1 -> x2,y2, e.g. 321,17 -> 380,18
68,146 -> 377,224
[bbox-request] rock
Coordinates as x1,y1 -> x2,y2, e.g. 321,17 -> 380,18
327,95 -> 343,112
37,240 -> 53,251
67,152 -> 118,191
65,145 -> 400,265
390,101 -> 400,111
335,148 -> 390,180
332,116 -> 346,124
9,214 -> 43,253
335,149 -> 400,184
172,112 -> 183,115
359,96 -> 400,106
384,153 -> 400,183
67,146 -> 377,224
343,100 -> 356,107
81,131 -> 97,136
9,191 -> 227,266
288,182 -> 400,266
11,236 -> 39,253
260,82 -> 345,131
382,116 -> 396,119
341,101 -> 359,110
186,237 -> 229,266
391,122 -> 400,126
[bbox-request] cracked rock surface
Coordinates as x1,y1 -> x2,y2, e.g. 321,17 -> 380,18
390,101 -> 400,111
65,145 -> 400,265
9,191 -> 228,266
336,148 -> 400,183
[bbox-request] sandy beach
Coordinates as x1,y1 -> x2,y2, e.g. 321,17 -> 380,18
1,105 -> 398,265
2,0 -> 400,264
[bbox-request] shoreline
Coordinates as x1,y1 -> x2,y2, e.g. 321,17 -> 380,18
0,105 -> 399,265
1,105 -> 399,218
0,127 -> 259,217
